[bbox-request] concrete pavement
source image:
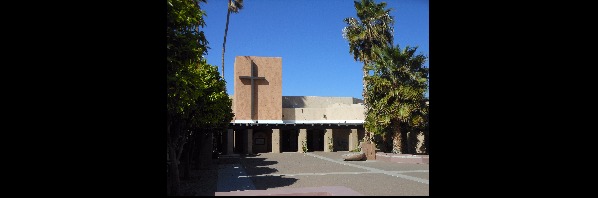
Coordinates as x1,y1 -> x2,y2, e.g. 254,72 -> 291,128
216,151 -> 429,196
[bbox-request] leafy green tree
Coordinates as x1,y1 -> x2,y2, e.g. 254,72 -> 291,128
365,45 -> 428,153
221,0 -> 244,78
167,0 -> 207,193
168,0 -> 232,195
180,59 -> 233,181
343,0 -> 394,142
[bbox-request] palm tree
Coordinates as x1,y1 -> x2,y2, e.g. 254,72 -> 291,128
365,45 -> 428,153
221,0 -> 244,78
343,0 -> 394,142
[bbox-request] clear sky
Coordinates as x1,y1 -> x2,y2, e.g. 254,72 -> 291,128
201,0 -> 429,100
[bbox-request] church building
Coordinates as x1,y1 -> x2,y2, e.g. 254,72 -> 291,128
223,56 -> 366,154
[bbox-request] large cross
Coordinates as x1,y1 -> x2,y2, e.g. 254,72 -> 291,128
239,60 -> 266,120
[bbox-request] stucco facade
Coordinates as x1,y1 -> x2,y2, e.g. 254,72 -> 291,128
232,95 -> 366,122
224,56 -> 366,155
282,97 -> 365,122
233,56 -> 282,121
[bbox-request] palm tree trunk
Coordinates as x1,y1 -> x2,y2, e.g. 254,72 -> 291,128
400,125 -> 408,154
221,4 -> 232,79
392,119 -> 402,154
362,65 -> 368,104
382,130 -> 393,152
424,124 -> 429,154
362,64 -> 373,143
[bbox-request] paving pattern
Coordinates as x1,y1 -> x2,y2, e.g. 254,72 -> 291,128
216,164 -> 255,192
305,152 -> 429,184
216,151 -> 429,196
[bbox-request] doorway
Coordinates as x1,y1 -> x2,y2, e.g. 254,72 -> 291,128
307,129 -> 324,151
281,129 -> 298,152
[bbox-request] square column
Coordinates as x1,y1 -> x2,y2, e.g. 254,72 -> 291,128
349,129 -> 359,151
227,129 -> 234,155
298,129 -> 307,153
272,129 -> 281,153
234,129 -> 242,153
324,129 -> 333,152
244,129 -> 253,154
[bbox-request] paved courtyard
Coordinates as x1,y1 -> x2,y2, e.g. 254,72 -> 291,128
216,151 -> 429,196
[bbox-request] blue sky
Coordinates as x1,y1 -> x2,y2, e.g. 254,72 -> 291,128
201,0 -> 429,99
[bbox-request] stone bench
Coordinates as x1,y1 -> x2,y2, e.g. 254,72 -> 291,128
342,152 -> 366,161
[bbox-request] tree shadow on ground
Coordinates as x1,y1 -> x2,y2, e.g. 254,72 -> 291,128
240,156 -> 298,190
179,160 -> 218,196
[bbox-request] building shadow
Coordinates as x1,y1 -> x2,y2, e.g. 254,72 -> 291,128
282,96 -> 307,109
282,96 -> 308,121
239,155 -> 299,190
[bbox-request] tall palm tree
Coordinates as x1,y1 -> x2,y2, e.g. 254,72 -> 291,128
343,0 -> 394,142
221,0 -> 244,78
366,45 -> 428,153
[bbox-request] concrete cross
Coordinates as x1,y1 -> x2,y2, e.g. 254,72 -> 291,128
239,60 -> 266,120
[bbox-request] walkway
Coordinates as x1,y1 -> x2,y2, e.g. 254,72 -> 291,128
216,152 -> 429,196
216,164 -> 255,192
304,152 -> 429,184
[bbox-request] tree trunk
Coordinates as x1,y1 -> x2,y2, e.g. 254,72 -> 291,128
181,142 -> 192,180
409,129 -> 423,154
194,138 -> 202,170
199,133 -> 214,169
362,64 -> 374,143
362,65 -> 368,104
381,130 -> 393,153
188,137 -> 197,170
406,131 -> 412,154
180,150 -> 187,180
392,120 -> 402,154
392,132 -> 401,154
400,127 -> 408,154
168,146 -> 180,196
424,125 -> 429,154
221,4 -> 231,79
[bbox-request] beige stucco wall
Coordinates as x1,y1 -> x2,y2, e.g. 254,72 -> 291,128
233,56 -> 282,120
230,56 -> 364,122
231,95 -> 365,122
282,104 -> 364,121
281,96 -> 364,121
282,96 -> 362,108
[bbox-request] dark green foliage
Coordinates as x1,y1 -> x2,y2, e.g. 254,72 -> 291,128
343,0 -> 395,143
365,45 -> 428,153
342,0 -> 394,64
167,0 -> 234,195
343,0 -> 428,154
